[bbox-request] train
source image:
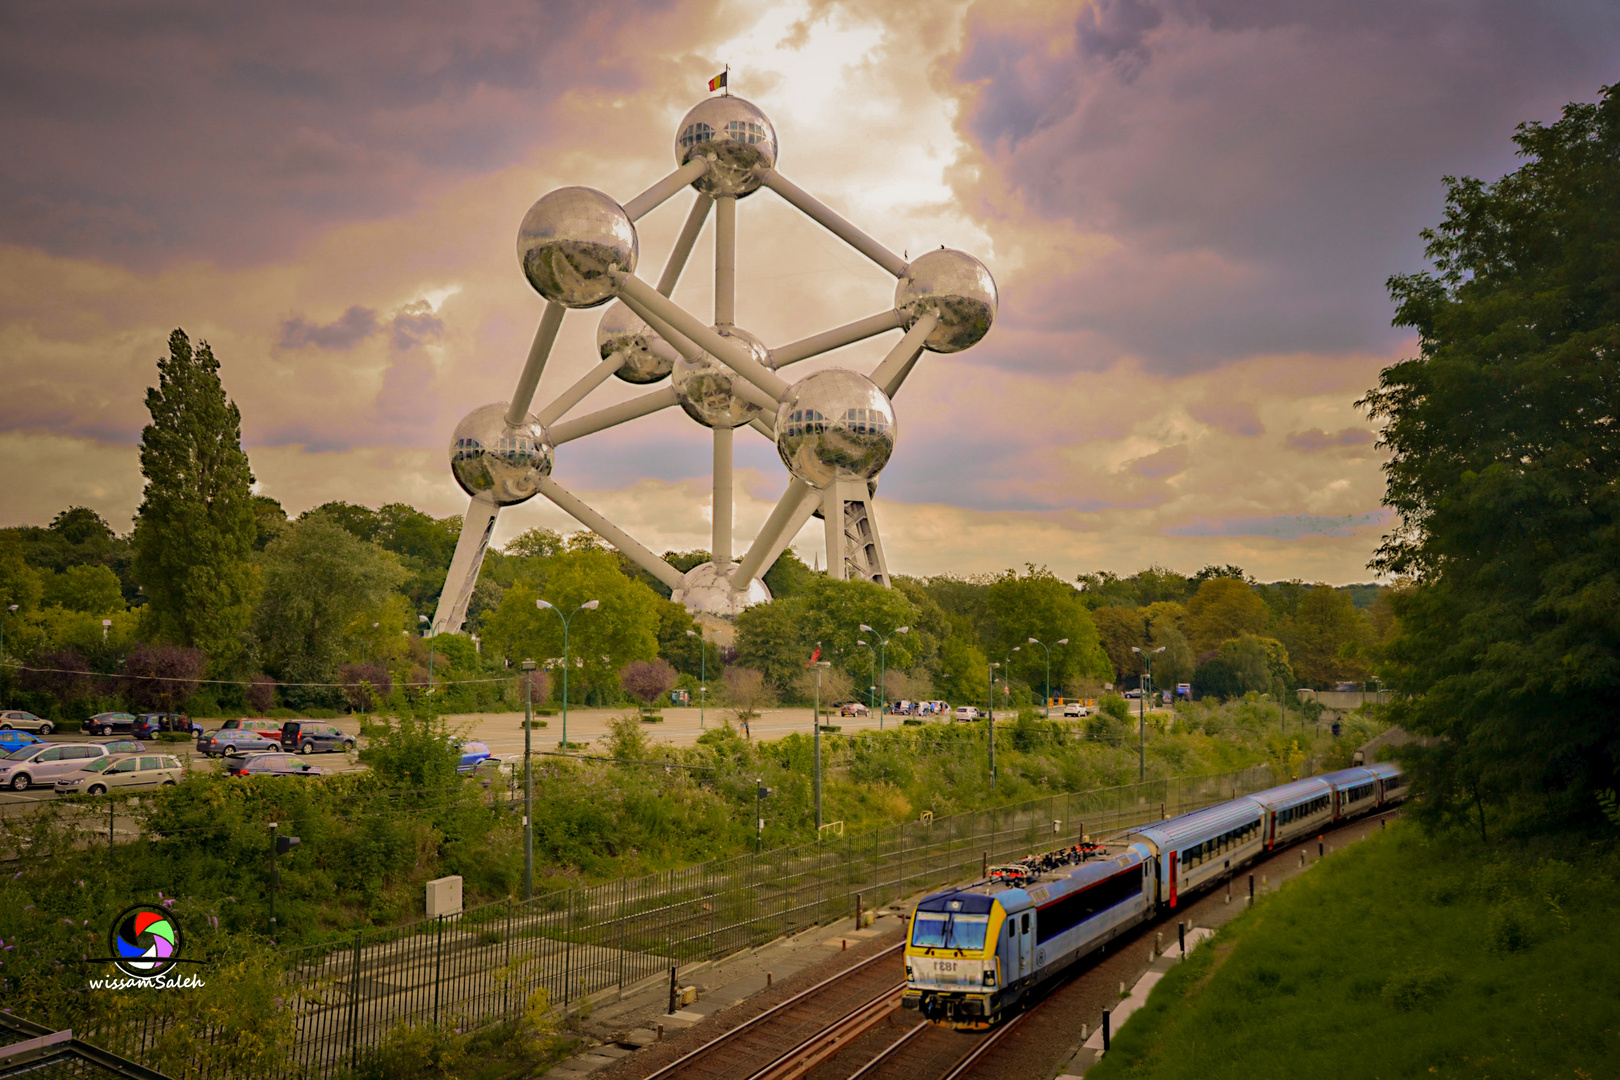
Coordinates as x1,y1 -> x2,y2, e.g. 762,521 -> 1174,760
901,762 -> 1407,1029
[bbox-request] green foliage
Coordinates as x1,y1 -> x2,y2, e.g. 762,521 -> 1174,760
1090,824 -> 1620,1080
984,566 -> 1113,690
42,563 -> 125,614
0,533 -> 44,612
735,574 -> 920,699
1363,86 -> 1620,830
132,329 -> 259,667
1182,577 -> 1269,656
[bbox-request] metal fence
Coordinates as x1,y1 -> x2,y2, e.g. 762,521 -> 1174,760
266,763 -> 1275,1077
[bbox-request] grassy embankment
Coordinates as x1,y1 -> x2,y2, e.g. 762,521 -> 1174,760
1091,820 -> 1620,1079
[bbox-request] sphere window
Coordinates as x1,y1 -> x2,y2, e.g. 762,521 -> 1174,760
724,120 -> 766,145
679,122 -> 715,149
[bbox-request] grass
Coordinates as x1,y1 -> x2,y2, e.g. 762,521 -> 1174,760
1091,821 -> 1620,1079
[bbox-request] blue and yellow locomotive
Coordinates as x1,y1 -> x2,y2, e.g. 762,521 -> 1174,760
902,763 -> 1405,1028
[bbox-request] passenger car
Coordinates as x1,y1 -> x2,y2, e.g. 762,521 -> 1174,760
0,710 -> 55,735
221,718 -> 283,735
197,730 -> 281,758
226,753 -> 325,778
279,721 -> 355,755
952,706 -> 983,721
0,730 -> 44,755
85,712 -> 139,735
453,740 -> 496,773
55,754 -> 184,795
839,702 -> 869,717
1061,702 -> 1091,718
0,743 -> 111,790
134,713 -> 199,738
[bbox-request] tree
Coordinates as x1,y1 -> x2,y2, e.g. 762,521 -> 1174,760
982,566 -> 1113,691
1149,621 -> 1195,692
254,518 -> 407,684
1090,606 -> 1146,683
722,667 -> 771,734
0,534 -> 43,613
337,662 -> 392,714
1361,85 -> 1620,831
125,644 -> 208,712
621,659 -> 678,707
42,564 -> 124,615
1182,577 -> 1269,656
936,635 -> 988,705
1281,585 -> 1370,688
132,330 -> 259,666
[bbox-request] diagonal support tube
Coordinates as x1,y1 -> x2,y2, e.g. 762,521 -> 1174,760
623,159 -> 709,221
537,476 -> 684,591
550,386 -> 678,445
535,356 -> 628,428
773,310 -> 904,368
507,303 -> 567,426
658,194 -> 714,297
431,497 -> 500,634
732,477 -> 816,589
762,170 -> 909,278
870,313 -> 938,398
616,273 -> 791,400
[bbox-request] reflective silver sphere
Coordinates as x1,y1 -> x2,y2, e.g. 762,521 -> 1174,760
670,561 -> 772,618
597,302 -> 674,384
674,96 -> 778,198
449,403 -> 553,506
673,326 -> 775,429
774,369 -> 897,488
516,187 -> 638,308
894,248 -> 998,353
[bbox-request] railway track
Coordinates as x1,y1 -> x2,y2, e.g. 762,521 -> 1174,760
642,943 -> 906,1080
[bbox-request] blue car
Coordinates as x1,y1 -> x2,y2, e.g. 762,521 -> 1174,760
0,730 -> 43,755
453,740 -> 496,773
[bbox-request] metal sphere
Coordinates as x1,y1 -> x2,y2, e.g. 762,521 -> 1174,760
448,404 -> 553,506
674,96 -> 778,198
672,326 -> 775,429
516,187 -> 638,308
894,248 -> 998,353
774,369 -> 897,488
597,302 -> 675,384
671,561 -> 772,618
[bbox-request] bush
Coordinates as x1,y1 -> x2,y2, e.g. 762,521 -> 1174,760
1379,966 -> 1453,1012
1486,900 -> 1535,953
1100,694 -> 1129,722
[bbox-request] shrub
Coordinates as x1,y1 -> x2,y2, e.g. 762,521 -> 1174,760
1380,966 -> 1453,1012
1486,901 -> 1535,953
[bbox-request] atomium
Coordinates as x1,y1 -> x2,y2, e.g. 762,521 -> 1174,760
429,87 -> 998,636
448,403 -> 553,506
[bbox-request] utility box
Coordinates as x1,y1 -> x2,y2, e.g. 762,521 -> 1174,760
426,875 -> 463,919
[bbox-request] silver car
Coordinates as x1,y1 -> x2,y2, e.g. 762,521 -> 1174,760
55,754 -> 184,795
0,710 -> 54,736
0,743 -> 110,791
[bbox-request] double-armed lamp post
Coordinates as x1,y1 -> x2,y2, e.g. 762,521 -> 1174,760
537,598 -> 599,751
856,639 -> 876,714
1130,645 -> 1166,781
857,623 -> 908,729
811,660 -> 831,828
1025,636 -> 1068,717
685,629 -> 706,728
520,658 -> 537,899
987,661 -> 1000,791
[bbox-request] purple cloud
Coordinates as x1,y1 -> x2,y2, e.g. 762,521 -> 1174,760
1166,509 -> 1392,540
1188,398 -> 1262,437
1285,427 -> 1375,452
956,0 -> 1620,374
280,306 -> 378,350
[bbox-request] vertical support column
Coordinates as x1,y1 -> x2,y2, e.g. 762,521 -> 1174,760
715,196 -> 736,327
821,486 -> 846,581
713,426 -> 734,566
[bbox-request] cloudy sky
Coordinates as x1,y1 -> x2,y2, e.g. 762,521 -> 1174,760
2,0 -> 1616,584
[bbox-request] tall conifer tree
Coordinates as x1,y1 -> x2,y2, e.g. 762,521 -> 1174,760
132,329 -> 258,666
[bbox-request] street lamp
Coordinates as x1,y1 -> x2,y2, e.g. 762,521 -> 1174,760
1005,647 -> 1021,714
520,658 -> 537,899
537,599 -> 599,751
1130,645 -> 1166,781
755,779 -> 772,853
987,661 -> 1000,791
418,614 -> 434,713
811,660 -> 831,829
857,624 -> 909,730
1026,637 -> 1067,718
0,603 -> 16,708
685,629 -> 706,729
856,640 -> 876,716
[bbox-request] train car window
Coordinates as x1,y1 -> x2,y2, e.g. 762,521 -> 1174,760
1035,869 -> 1142,945
1021,914 -> 1030,933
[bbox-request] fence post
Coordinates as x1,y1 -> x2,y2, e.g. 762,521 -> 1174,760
432,915 -> 445,1026
347,930 -> 363,1070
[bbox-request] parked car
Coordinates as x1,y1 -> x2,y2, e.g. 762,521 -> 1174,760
0,710 -> 55,736
1061,702 -> 1092,717
452,740 -> 496,773
221,718 -> 283,735
197,729 -> 282,758
96,739 -> 147,755
85,712 -> 139,736
226,753 -> 325,778
133,713 -> 199,739
952,706 -> 983,721
0,743 -> 111,791
839,702 -> 869,717
1123,689 -> 1143,699
279,721 -> 356,755
55,754 -> 184,795
0,730 -> 44,755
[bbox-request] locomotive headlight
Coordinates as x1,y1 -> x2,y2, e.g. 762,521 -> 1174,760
983,968 -> 996,987
906,964 -> 914,979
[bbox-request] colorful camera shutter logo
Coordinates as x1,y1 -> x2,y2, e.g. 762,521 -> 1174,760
109,903 -> 183,979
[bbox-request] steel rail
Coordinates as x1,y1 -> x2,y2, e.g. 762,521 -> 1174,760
641,941 -> 905,1080
744,982 -> 904,1080
938,1010 -> 1028,1080
843,1020 -> 928,1080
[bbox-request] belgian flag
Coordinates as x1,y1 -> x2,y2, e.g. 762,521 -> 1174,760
708,70 -> 727,92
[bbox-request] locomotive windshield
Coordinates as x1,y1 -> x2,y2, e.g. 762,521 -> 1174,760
911,911 -> 990,950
